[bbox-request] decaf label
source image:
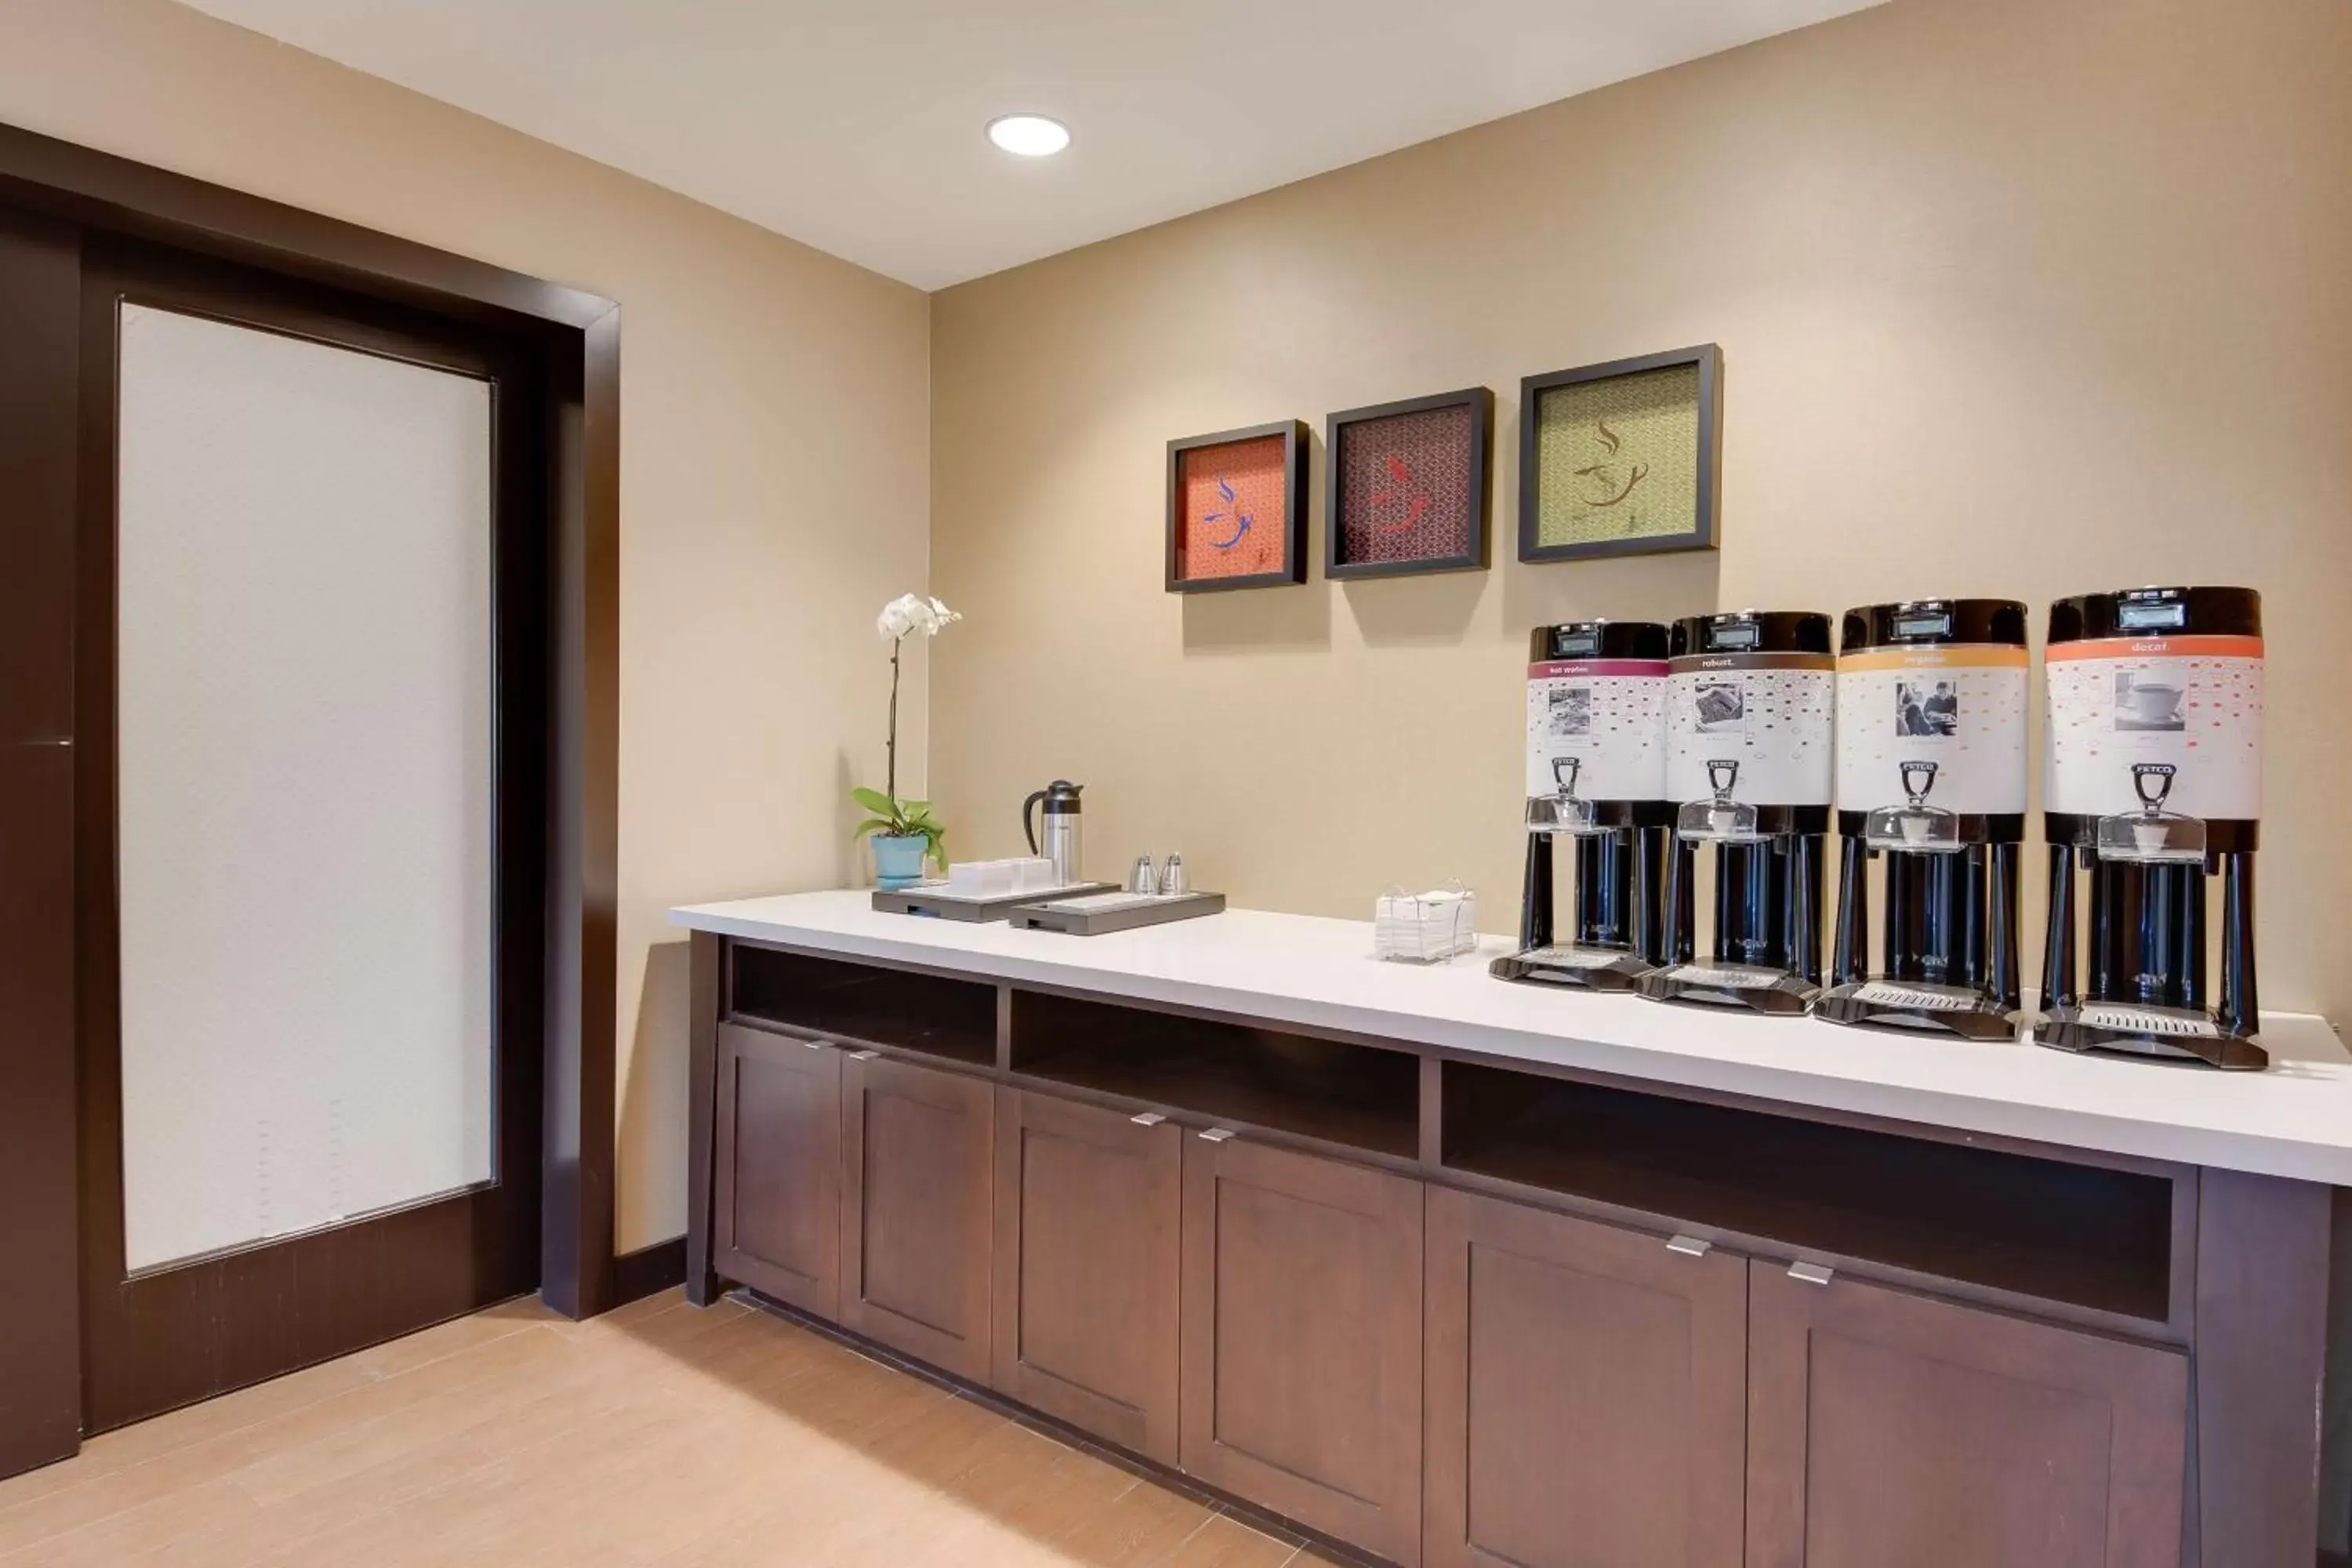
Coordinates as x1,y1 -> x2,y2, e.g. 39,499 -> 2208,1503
2045,634 -> 2263,821
1835,645 -> 2029,815
1665,651 -> 1834,806
1526,659 -> 1668,802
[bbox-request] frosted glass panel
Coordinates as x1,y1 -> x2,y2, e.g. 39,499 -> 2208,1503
117,303 -> 495,1274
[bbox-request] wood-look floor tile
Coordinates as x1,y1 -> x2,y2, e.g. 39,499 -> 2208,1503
3,1296 -> 1344,1568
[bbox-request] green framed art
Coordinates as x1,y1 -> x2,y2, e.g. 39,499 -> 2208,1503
1518,344 -> 1721,564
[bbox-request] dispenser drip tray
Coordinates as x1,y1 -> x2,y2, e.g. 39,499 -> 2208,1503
1636,960 -> 1817,1014
1815,978 -> 2020,1041
2036,1001 -> 2268,1070
1490,944 -> 1653,992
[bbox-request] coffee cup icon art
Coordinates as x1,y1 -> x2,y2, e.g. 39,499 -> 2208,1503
2116,674 -> 2187,731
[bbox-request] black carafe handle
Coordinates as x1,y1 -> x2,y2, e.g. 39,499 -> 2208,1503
1022,790 -> 1047,855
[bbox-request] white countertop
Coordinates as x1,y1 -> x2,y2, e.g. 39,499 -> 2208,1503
671,890 -> 2352,1186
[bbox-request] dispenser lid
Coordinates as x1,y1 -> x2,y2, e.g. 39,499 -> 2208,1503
1530,619 -> 1669,663
1841,599 -> 2027,654
2048,586 -> 2261,644
1669,610 -> 1833,659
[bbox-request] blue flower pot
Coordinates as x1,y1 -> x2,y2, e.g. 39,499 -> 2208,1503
870,833 -> 929,890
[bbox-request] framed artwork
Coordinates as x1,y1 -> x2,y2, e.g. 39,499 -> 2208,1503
1166,419 -> 1308,591
1519,343 -> 1721,564
1323,387 -> 1493,579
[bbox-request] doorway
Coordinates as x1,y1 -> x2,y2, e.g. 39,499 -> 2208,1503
74,237 -> 549,1431
0,122 -> 619,1473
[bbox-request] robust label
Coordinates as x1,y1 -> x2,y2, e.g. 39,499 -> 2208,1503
1526,658 -> 1668,801
2044,635 -> 2263,820
1665,651 -> 1834,807
1835,644 -> 2029,815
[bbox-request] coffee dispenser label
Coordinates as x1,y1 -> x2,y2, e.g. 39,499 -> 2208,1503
2045,635 -> 2263,821
1835,645 -> 2029,815
1665,652 -> 1835,806
1526,659 -> 1668,802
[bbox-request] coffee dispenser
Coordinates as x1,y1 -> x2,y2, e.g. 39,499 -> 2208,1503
1493,621 -> 1672,990
1638,611 -> 1835,1013
2037,586 -> 2267,1069
1817,601 -> 2029,1039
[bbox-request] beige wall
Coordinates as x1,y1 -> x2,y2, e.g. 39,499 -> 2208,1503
0,0 -> 933,1251
932,0 -> 2352,1024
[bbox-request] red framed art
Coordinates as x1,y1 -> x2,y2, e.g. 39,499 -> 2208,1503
1165,420 -> 1308,592
1324,387 -> 1493,579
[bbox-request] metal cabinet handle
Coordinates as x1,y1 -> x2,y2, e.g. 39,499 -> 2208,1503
848,1049 -> 880,1061
802,1039 -> 829,1051
1197,1127 -> 1236,1142
1130,1112 -> 1167,1127
1665,1234 -> 1712,1258
1787,1260 -> 1835,1286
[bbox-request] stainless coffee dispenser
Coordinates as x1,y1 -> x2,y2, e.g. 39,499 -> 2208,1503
1638,611 -> 1836,1014
1817,600 -> 2029,1039
1492,621 -> 1673,990
2036,586 -> 2267,1069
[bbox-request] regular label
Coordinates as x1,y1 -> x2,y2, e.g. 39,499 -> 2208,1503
2044,635 -> 2263,821
1665,651 -> 1834,807
1835,644 -> 2029,815
1525,659 -> 1668,802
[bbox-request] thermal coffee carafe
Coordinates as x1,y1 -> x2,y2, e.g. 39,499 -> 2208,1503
1817,601 -> 2030,1039
1022,779 -> 1084,887
1638,611 -> 1836,1013
1492,621 -> 1673,990
2036,586 -> 2268,1069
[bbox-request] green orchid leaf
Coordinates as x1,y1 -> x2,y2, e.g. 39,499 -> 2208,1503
850,817 -> 899,840
849,786 -> 897,817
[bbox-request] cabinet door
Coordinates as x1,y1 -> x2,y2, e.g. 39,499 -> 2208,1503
1423,1187 -> 1745,1568
1181,1134 -> 1423,1567
840,1051 -> 993,1381
991,1089 -> 1181,1464
1747,1264 -> 2187,1568
713,1024 -> 840,1319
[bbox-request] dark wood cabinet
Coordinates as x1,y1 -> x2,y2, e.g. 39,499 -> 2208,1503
712,1023 -> 841,1319
1745,1262 -> 2187,1568
990,1089 -> 1181,1464
1180,1133 -> 1425,1566
1422,1187 -> 1745,1568
839,1051 -> 995,1381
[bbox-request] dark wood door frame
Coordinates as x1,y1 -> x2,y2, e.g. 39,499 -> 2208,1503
0,119 -> 619,1477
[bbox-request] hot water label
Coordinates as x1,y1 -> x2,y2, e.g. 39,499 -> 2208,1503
2044,635 -> 2263,821
1525,658 -> 1668,802
1835,644 -> 2029,815
1665,651 -> 1835,806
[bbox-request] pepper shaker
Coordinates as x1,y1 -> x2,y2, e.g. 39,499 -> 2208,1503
1129,854 -> 1158,895
1159,853 -> 1187,896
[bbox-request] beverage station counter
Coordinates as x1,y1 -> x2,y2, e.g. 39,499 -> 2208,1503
671,887 -> 2339,1568
673,889 -> 2350,1182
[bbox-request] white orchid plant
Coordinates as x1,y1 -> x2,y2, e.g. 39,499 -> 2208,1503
853,593 -> 962,866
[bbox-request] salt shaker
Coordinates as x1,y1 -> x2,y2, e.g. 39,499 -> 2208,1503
1158,853 -> 1187,896
1129,854 -> 1158,895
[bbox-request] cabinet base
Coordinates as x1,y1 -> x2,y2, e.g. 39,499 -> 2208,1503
723,1287 -> 1392,1568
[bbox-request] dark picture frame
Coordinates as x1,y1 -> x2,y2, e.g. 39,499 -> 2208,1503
1519,343 -> 1721,564
1323,387 -> 1493,579
1165,419 -> 1308,592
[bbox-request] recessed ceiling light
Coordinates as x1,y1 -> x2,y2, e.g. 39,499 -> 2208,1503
987,114 -> 1070,157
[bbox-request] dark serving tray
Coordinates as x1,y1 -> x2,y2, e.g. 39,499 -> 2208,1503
1006,890 -> 1226,935
871,881 -> 1119,922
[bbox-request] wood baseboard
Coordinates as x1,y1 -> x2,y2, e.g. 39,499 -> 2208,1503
612,1236 -> 688,1308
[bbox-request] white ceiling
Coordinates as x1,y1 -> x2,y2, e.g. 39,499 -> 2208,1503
180,0 -> 1881,291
